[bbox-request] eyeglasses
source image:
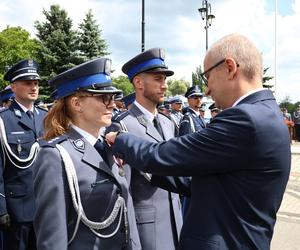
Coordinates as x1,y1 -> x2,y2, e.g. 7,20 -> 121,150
80,93 -> 115,108
200,59 -> 226,87
200,59 -> 240,87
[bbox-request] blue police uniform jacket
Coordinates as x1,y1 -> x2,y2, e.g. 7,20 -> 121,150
0,100 -> 47,222
111,90 -> 291,250
179,107 -> 206,135
33,128 -> 141,250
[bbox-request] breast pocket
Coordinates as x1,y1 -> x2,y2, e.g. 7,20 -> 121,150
7,131 -> 35,157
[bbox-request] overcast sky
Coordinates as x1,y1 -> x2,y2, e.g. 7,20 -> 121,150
0,0 -> 299,103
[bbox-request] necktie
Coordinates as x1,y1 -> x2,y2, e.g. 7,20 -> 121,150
153,116 -> 165,139
94,139 -> 108,164
27,110 -> 34,120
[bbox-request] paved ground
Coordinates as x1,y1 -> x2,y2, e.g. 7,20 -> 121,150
271,142 -> 300,250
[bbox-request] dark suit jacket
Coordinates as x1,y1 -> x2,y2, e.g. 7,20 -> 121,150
0,100 -> 47,222
112,90 -> 291,250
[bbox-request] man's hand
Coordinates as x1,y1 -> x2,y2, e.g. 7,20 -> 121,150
105,132 -> 119,146
0,213 -> 10,230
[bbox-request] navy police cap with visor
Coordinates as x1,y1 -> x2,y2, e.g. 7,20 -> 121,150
4,59 -> 40,83
49,58 -> 121,99
0,86 -> 15,102
122,48 -> 174,82
185,85 -> 203,98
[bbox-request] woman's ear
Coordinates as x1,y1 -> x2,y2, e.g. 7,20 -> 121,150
70,96 -> 83,113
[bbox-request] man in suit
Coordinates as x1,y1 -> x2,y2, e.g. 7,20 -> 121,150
107,34 -> 291,249
0,59 -> 47,250
179,86 -> 206,135
107,48 -> 183,250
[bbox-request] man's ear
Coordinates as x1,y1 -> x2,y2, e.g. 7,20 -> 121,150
133,75 -> 143,90
10,83 -> 16,93
225,57 -> 239,80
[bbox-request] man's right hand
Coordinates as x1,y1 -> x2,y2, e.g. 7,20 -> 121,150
0,213 -> 10,230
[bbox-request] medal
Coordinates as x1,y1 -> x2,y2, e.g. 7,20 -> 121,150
113,155 -> 125,177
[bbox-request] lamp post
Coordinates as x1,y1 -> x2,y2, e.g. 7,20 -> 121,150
198,0 -> 215,51
141,0 -> 145,52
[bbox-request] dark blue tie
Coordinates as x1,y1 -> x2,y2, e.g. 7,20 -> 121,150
94,139 -> 108,164
153,116 -> 165,139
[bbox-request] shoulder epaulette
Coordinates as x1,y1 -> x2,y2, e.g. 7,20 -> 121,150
38,136 -> 67,148
36,106 -> 48,112
0,107 -> 9,113
112,110 -> 130,122
158,112 -> 172,121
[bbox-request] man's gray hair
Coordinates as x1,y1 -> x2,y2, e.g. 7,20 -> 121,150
206,33 -> 263,81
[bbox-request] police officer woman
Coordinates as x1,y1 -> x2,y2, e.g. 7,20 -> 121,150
33,58 -> 141,250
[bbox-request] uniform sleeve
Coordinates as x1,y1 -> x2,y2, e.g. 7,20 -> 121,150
0,145 -> 7,216
179,115 -> 192,136
33,146 -> 68,250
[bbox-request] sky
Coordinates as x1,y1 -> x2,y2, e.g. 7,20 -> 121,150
0,0 -> 299,103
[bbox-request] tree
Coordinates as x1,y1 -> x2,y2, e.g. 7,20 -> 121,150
262,67 -> 274,89
112,75 -> 134,96
0,26 -> 41,89
192,65 -> 206,93
167,78 -> 189,96
35,5 -> 83,97
77,9 -> 109,59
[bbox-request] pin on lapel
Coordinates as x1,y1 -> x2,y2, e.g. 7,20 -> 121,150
137,116 -> 147,126
73,139 -> 85,150
14,109 -> 22,118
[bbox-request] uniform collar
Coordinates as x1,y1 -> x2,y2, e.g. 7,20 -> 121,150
14,99 -> 34,113
71,125 -> 102,146
133,100 -> 157,122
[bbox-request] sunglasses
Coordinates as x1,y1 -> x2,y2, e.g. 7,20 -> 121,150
81,93 -> 116,108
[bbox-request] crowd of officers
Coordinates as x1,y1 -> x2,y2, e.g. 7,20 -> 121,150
0,48 -> 219,250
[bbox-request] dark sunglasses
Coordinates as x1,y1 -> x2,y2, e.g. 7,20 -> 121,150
83,93 -> 115,108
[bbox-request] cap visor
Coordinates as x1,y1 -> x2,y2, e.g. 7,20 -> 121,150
143,68 -> 174,76
85,86 -> 122,94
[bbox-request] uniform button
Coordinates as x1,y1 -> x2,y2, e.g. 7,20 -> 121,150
9,192 -> 13,196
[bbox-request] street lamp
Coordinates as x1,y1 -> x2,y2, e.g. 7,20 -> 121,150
198,0 -> 215,51
141,0 -> 145,52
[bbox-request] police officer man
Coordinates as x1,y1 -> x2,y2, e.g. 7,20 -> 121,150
107,48 -> 184,250
112,89 -> 124,117
169,96 -> 183,129
0,59 -> 47,250
179,86 -> 206,136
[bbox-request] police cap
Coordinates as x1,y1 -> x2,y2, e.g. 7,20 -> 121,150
209,103 -> 220,113
169,96 -> 183,104
0,86 -> 15,102
185,86 -> 203,98
122,48 -> 174,82
49,58 -> 121,99
122,92 -> 135,108
4,59 -> 40,83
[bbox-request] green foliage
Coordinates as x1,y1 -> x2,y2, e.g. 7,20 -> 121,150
77,9 -> 109,59
34,5 -> 83,97
167,78 -> 189,96
192,65 -> 205,93
262,67 -> 274,89
0,26 -> 41,89
279,96 -> 300,114
112,75 -> 134,96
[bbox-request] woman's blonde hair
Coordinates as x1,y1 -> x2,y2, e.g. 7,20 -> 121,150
43,91 -> 87,140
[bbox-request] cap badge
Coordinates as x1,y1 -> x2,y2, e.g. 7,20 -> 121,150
28,60 -> 34,67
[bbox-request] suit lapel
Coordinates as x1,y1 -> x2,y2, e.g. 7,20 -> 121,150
130,104 -> 163,142
67,128 -> 116,179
